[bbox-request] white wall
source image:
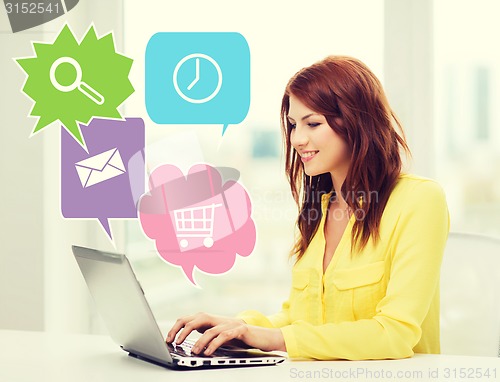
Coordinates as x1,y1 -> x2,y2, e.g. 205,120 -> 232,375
0,5 -> 45,330
384,0 -> 434,177
0,0 -> 125,333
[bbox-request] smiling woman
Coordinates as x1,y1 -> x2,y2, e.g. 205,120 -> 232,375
167,55 -> 450,360
282,56 -> 411,261
287,100 -> 350,178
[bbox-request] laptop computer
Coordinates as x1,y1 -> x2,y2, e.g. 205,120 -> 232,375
71,245 -> 286,369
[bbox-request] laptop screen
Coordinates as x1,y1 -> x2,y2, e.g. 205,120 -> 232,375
72,245 -> 173,365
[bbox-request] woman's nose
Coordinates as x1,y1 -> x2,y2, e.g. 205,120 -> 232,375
291,125 -> 308,147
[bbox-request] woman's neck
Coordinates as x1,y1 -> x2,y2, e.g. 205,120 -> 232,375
330,171 -> 348,207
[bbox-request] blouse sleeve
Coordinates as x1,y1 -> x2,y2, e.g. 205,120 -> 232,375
237,300 -> 292,328
280,180 -> 450,360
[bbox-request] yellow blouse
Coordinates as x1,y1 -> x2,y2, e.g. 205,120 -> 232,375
238,174 -> 450,360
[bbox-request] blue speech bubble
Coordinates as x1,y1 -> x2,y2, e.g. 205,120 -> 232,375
145,32 -> 250,135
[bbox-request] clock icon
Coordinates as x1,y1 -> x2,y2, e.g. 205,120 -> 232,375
172,53 -> 223,104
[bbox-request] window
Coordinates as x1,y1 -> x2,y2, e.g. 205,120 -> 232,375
434,0 -> 500,237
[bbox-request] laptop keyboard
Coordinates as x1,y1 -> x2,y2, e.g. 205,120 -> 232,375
168,339 -> 195,356
168,339 -> 231,358
168,339 -> 219,358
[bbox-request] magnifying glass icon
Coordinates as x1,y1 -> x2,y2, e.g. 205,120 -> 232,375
49,57 -> 105,105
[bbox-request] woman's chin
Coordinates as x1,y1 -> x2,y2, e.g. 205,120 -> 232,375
303,167 -> 320,177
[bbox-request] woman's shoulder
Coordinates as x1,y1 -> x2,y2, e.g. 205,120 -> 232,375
388,173 -> 447,211
394,173 -> 445,195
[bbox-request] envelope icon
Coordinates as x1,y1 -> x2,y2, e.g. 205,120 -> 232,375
75,148 -> 126,188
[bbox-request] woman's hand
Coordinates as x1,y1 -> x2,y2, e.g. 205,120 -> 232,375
166,312 -> 286,355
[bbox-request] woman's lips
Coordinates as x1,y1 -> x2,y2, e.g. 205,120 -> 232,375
301,151 -> 318,162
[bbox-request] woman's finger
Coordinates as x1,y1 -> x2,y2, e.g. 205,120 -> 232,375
191,325 -> 227,354
165,314 -> 196,342
192,322 -> 248,355
204,328 -> 243,356
175,313 -> 215,344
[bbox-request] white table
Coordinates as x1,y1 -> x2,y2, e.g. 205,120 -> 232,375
0,330 -> 499,382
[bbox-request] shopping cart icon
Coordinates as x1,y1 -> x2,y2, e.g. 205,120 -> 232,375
173,203 -> 222,249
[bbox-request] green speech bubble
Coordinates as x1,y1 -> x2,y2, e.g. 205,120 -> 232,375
16,23 -> 134,148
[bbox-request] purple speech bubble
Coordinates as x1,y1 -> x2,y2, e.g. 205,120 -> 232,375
139,164 -> 256,285
61,118 -> 145,238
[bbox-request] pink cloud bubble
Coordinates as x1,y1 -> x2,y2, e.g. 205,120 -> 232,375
138,164 -> 256,285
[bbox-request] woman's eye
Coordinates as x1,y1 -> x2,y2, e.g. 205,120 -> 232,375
289,123 -> 297,129
308,123 -> 320,127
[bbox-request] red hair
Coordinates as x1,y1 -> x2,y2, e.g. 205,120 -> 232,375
281,56 -> 410,260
